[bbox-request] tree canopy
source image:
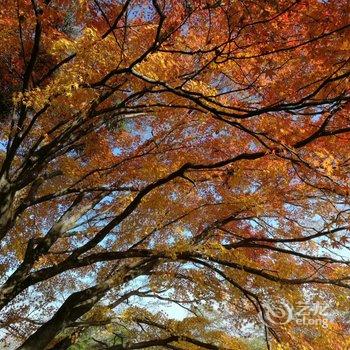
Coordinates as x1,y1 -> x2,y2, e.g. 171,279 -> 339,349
0,0 -> 349,349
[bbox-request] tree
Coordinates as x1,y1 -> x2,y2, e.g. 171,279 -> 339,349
0,0 -> 349,349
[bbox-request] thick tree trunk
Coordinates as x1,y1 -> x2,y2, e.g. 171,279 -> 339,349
17,289 -> 101,350
16,260 -> 154,350
0,175 -> 15,241
0,195 -> 96,310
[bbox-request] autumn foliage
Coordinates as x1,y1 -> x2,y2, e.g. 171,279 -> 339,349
0,0 -> 349,349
